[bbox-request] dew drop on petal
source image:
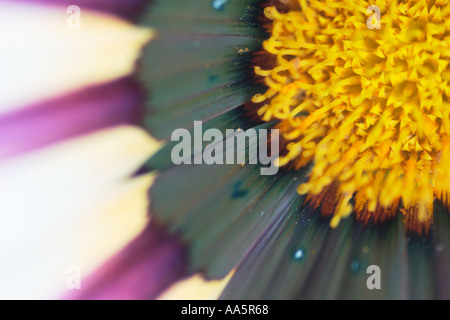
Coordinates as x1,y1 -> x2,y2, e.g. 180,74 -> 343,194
212,0 -> 229,11
293,249 -> 305,261
350,259 -> 360,273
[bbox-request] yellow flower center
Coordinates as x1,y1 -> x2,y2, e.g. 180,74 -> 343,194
253,0 -> 450,233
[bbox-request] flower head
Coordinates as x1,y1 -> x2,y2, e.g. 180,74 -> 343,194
3,0 -> 450,301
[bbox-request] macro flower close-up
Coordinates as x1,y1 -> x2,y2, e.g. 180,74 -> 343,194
2,0 -> 450,301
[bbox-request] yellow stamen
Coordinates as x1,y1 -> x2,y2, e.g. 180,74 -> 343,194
254,0 -> 450,232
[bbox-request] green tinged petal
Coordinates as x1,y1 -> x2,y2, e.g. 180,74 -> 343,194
138,0 -> 266,139
425,204 -> 450,299
221,206 -> 450,299
141,107 -> 257,172
149,120 -> 308,278
220,211 -> 403,299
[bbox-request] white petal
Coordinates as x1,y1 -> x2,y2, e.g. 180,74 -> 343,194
0,126 -> 161,299
0,1 -> 154,114
158,272 -> 234,300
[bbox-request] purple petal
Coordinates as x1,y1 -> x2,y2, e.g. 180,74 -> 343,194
0,77 -> 143,159
65,223 -> 188,300
12,0 -> 148,20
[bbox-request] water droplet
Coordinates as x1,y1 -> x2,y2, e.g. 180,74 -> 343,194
212,0 -> 229,11
231,181 -> 248,199
362,246 -> 370,253
208,75 -> 219,83
436,243 -> 445,252
350,259 -> 360,273
193,40 -> 201,47
293,249 -> 305,261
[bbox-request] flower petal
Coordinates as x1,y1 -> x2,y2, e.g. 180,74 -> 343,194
140,106 -> 262,172
0,126 -> 158,299
0,77 -> 143,159
158,272 -> 234,300
221,205 -> 450,299
0,1 -> 153,114
14,0 -> 148,20
138,0 -> 266,139
66,222 -> 188,300
148,120 -> 307,280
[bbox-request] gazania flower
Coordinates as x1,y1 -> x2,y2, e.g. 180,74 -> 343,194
2,0 -> 450,300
